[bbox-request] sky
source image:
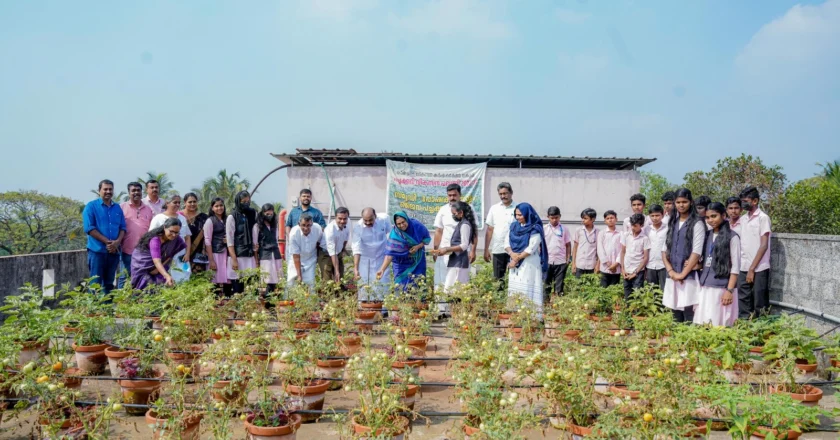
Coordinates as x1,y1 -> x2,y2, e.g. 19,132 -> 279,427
1,0 -> 838,205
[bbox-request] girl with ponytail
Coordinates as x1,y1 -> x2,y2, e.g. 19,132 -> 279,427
432,201 -> 477,295
693,202 -> 741,326
661,188 -> 705,323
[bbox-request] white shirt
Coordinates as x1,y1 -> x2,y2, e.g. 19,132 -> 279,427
434,204 -> 459,248
319,221 -> 349,256
704,233 -> 742,276
646,223 -> 669,270
621,231 -> 651,273
485,201 -> 516,254
289,224 -> 323,266
150,213 -> 192,239
664,219 -> 706,256
622,215 -> 652,237
352,215 -> 391,259
503,232 -> 542,256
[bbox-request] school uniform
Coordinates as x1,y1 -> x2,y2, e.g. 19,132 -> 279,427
645,223 -> 669,290
737,208 -> 772,319
597,228 -> 623,287
662,219 -> 706,322
621,231 -> 651,301
572,226 -> 598,277
252,223 -> 283,293
694,230 -> 741,326
545,222 -> 572,296
622,215 -> 652,236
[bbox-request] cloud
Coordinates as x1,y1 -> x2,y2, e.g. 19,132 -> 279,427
555,8 -> 590,24
388,0 -> 513,40
299,0 -> 379,21
735,0 -> 840,88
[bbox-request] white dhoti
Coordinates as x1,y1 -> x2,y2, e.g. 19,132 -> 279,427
357,254 -> 389,302
287,258 -> 317,288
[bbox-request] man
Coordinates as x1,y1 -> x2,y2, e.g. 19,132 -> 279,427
319,207 -> 350,286
483,182 -> 515,290
82,179 -> 126,294
737,186 -> 772,319
287,213 -> 324,288
622,193 -> 652,236
661,191 -> 675,224
353,207 -> 391,302
143,180 -> 165,215
285,189 -> 327,253
118,182 -> 153,289
726,196 -> 743,234
433,184 -> 476,290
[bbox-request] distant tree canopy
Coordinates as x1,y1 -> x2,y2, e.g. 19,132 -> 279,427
640,171 -> 677,207
774,177 -> 840,235
0,191 -> 85,255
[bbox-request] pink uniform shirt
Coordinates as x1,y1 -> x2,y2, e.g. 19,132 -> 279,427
740,208 -> 772,272
621,231 -> 651,273
120,201 -> 153,255
573,226 -> 599,270
597,228 -> 623,274
545,222 -> 572,265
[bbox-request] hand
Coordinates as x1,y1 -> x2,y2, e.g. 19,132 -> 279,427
334,273 -> 341,284
722,290 -> 734,306
410,244 -> 424,254
164,274 -> 174,287
231,259 -> 239,271
746,269 -> 755,284
469,249 -> 477,263
483,249 -> 491,263
376,270 -> 383,280
609,263 -> 619,273
507,261 -> 517,269
668,270 -> 680,281
105,241 -> 117,253
209,260 -> 217,271
626,271 -> 636,280
354,269 -> 361,280
570,263 -> 576,273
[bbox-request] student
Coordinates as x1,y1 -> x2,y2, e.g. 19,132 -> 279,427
737,186 -> 772,319
661,188 -> 705,323
571,208 -> 599,277
620,213 -> 651,301
661,191 -> 675,224
597,210 -> 623,287
545,206 -> 572,297
726,196 -> 743,234
226,190 -> 258,294
696,195 -> 712,230
253,203 -> 283,297
432,201 -> 478,294
645,204 -> 669,291
203,198 -> 230,296
623,193 -> 651,236
693,202 -> 740,326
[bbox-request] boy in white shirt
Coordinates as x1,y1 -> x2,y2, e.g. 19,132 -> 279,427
621,213 -> 651,301
645,205 -> 669,290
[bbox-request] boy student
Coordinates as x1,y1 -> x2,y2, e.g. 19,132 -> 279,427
623,193 -> 651,236
696,195 -> 712,230
545,206 -> 572,296
737,186 -> 772,319
726,197 -> 743,234
661,191 -> 675,224
645,204 -> 669,290
620,214 -> 651,301
571,208 -> 599,277
596,210 -> 623,287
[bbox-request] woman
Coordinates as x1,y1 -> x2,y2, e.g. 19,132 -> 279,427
505,202 -> 549,314
377,211 -> 431,293
432,201 -> 477,291
693,202 -> 740,326
226,190 -> 257,294
181,192 -> 209,273
253,203 -> 283,295
203,197 -> 230,295
149,194 -> 192,283
130,217 -> 187,290
662,188 -> 706,323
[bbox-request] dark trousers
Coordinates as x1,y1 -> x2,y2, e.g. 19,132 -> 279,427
87,250 -> 120,294
574,268 -> 595,278
738,269 -> 771,319
623,270 -> 646,301
672,307 -> 695,323
117,252 -> 132,289
317,248 -> 345,284
601,273 -> 621,287
545,263 -> 569,296
492,253 -> 510,291
645,268 -> 667,291
231,279 -> 244,295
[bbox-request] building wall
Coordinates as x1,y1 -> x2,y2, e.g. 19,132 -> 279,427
0,250 -> 88,318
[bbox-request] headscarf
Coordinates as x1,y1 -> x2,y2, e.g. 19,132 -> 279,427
385,211 -> 431,283
232,190 -> 257,246
508,202 -> 549,276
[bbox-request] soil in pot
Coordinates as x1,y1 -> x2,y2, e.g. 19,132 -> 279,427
145,410 -> 202,440
285,379 -> 330,423
118,371 -> 164,416
104,346 -> 136,377
72,343 -> 109,374
244,413 -> 302,439
351,415 -> 409,440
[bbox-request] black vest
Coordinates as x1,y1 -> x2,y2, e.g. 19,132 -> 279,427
233,213 -> 254,258
447,219 -> 470,269
699,229 -> 736,288
210,217 -> 226,254
668,220 -> 693,273
257,224 -> 281,260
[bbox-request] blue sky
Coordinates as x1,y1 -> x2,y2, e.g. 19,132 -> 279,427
1,0 -> 838,206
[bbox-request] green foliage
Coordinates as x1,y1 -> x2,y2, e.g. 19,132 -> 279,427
0,190 -> 85,255
191,169 -> 251,212
0,284 -> 62,343
136,171 -> 178,198
773,176 -> 840,235
640,171 -> 676,207
818,159 -> 840,187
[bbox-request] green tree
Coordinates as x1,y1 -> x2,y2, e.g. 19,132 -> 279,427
136,171 -> 177,198
190,169 -> 251,212
774,177 -> 840,235
682,154 -> 787,217
0,191 -> 85,255
88,188 -> 127,203
640,171 -> 676,207
818,160 -> 840,187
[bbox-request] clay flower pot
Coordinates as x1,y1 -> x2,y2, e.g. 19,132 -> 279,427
338,335 -> 362,356
118,371 -> 164,416
19,341 -> 48,365
405,337 -> 427,354
392,359 -> 424,378
399,384 -> 419,411
351,415 -> 409,440
355,311 -> 378,331
794,359 -> 817,373
315,359 -> 346,391
72,343 -> 109,374
104,346 -> 136,377
145,410 -> 202,440
166,346 -> 202,378
609,385 -> 641,400
752,426 -> 802,439
769,384 -> 823,406
463,423 -> 481,439
567,420 -> 597,437
285,379 -> 330,423
212,379 -> 249,404
244,413 -> 302,439
62,367 -> 83,390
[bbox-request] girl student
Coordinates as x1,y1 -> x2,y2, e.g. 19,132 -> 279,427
226,190 -> 258,294
661,188 -> 706,322
432,201 -> 478,292
203,197 -> 230,295
693,202 -> 740,326
253,203 -> 283,298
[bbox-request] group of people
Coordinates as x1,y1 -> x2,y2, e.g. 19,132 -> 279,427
83,177 -> 772,327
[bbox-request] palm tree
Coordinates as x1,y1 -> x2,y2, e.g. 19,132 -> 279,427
89,189 -> 127,203
820,160 -> 840,187
136,171 -> 177,198
191,169 -> 251,212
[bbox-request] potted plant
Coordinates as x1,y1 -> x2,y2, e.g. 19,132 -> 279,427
0,284 -> 62,365
116,333 -> 165,416
279,333 -> 331,423
60,285 -> 114,375
242,397 -> 303,440
763,317 -> 824,405
626,283 -> 664,319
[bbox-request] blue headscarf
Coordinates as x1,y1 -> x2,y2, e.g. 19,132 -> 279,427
508,203 -> 549,277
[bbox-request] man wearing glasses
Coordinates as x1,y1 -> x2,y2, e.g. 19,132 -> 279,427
119,182 -> 153,288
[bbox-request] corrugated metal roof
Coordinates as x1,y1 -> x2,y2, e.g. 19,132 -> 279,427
271,149 -> 656,170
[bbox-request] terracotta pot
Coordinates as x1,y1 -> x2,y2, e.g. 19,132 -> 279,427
769,384 -> 823,405
244,413 -> 302,439
405,337 -> 427,351
72,343 -> 108,374
62,367 -> 83,389
315,359 -> 346,391
243,352 -> 273,375
145,410 -> 202,440
562,330 -> 581,341
146,316 -> 163,330
19,341 -> 48,365
609,385 -> 641,399
751,426 -> 802,439
338,335 -> 362,356
588,314 -> 612,322
359,302 -> 383,311
293,322 -> 320,331
794,359 -> 817,372
831,357 -> 840,369
212,379 -> 249,404
118,371 -> 164,416
351,415 -> 409,439
399,384 -> 419,411
463,423 -> 481,439
104,347 -> 136,377
285,379 -> 330,422
392,359 -> 424,378
607,328 -> 631,337
166,347 -> 202,378
567,420 -> 597,437
688,421 -> 708,438
498,312 -> 514,327
355,311 -> 377,331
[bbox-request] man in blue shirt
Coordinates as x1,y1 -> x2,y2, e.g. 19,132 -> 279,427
82,179 -> 126,294
284,188 -> 327,241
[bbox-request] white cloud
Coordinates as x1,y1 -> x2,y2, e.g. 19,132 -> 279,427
388,0 -> 513,40
555,8 -> 590,24
299,0 -> 379,21
735,0 -> 840,88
